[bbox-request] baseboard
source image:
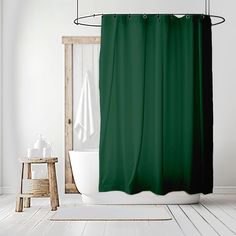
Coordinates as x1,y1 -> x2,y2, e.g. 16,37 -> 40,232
0,186 -> 16,194
213,186 -> 236,194
1,186 -> 236,195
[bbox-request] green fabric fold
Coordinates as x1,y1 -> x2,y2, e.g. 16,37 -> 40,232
99,14 -> 213,195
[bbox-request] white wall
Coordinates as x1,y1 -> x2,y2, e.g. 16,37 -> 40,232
211,0 -> 236,191
0,0 -> 2,195
1,0 -> 236,194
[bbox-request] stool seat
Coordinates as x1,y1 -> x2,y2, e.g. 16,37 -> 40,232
20,157 -> 58,163
15,157 -> 59,212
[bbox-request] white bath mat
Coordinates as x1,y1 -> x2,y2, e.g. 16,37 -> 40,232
50,205 -> 172,221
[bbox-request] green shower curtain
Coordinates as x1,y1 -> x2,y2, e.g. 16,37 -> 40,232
99,14 -> 213,195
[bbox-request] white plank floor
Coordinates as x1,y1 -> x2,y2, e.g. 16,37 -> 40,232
0,194 -> 236,236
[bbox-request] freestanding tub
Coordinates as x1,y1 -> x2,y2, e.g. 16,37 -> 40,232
69,150 -> 200,204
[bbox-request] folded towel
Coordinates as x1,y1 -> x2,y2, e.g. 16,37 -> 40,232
74,71 -> 95,143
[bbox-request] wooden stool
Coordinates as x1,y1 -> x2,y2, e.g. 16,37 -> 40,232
15,157 -> 59,212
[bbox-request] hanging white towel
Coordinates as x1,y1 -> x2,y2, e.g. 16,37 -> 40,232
74,71 -> 95,143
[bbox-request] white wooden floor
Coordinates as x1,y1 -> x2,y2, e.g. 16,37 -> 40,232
0,194 -> 236,236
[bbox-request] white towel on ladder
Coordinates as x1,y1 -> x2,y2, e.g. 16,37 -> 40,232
74,71 -> 95,143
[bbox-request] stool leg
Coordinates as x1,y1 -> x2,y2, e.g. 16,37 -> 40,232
52,163 -> 59,207
24,163 -> 31,208
48,163 -> 58,211
24,197 -> 31,208
15,197 -> 23,212
15,163 -> 24,212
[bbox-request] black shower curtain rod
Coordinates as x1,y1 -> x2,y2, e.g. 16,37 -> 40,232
73,13 -> 225,27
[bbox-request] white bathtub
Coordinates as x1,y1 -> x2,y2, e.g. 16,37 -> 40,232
69,150 -> 200,204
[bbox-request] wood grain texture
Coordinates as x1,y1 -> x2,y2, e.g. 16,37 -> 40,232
48,163 -> 59,211
24,163 -> 32,208
23,179 -> 50,196
62,36 -> 100,45
64,43 -> 78,193
20,157 -> 58,163
17,193 -> 50,198
15,158 -> 60,212
15,197 -> 23,212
